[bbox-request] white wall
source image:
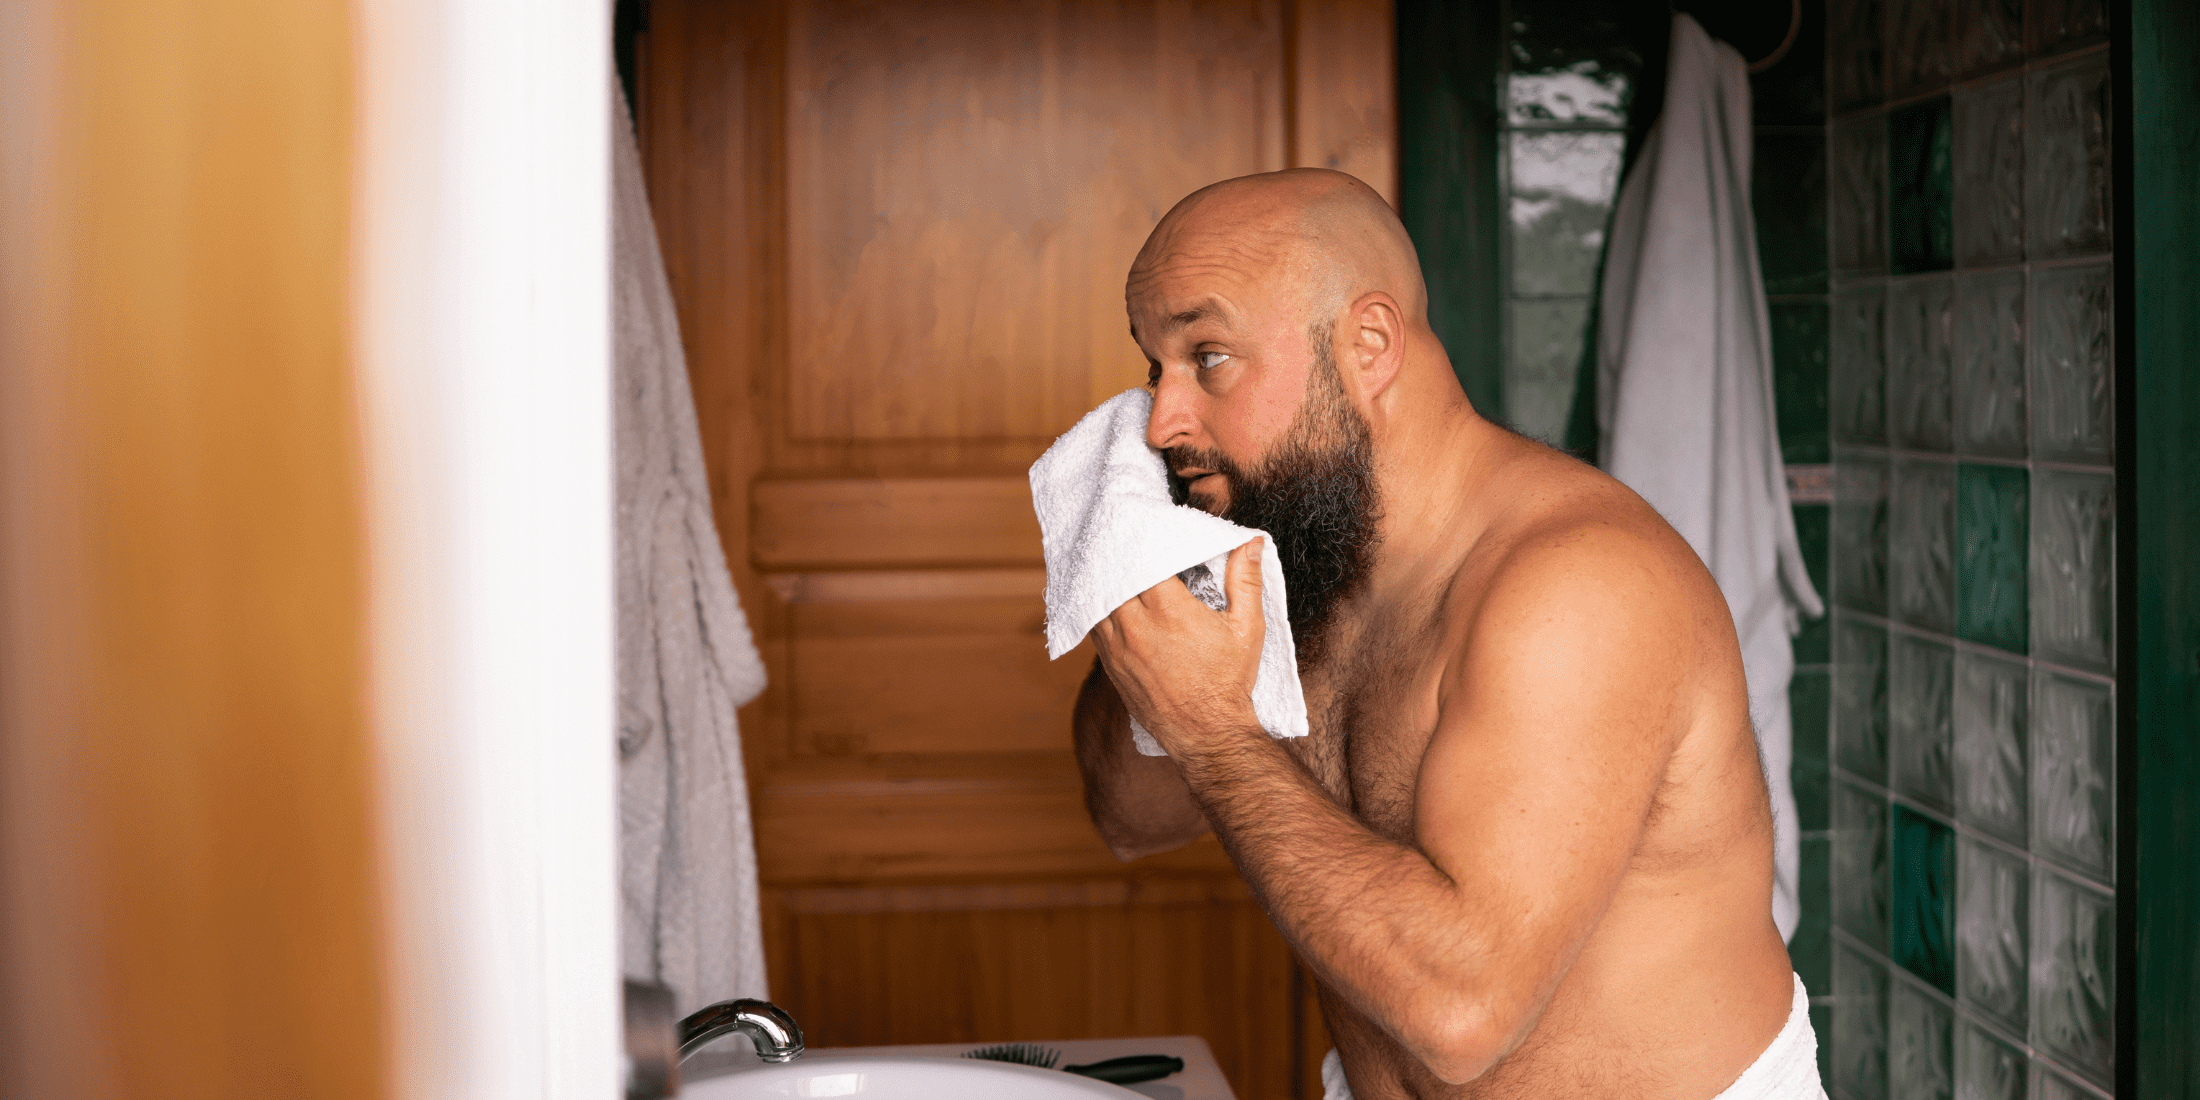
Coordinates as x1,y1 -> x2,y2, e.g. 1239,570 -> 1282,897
351,3 -> 618,1097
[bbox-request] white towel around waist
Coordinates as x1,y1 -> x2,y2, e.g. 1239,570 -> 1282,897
1320,975 -> 1825,1100
1028,387 -> 1308,755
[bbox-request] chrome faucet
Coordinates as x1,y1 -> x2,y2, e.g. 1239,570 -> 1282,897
678,998 -> 805,1063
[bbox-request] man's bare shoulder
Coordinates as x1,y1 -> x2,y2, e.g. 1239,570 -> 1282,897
1468,439 -> 1713,598
1439,438 -> 1738,703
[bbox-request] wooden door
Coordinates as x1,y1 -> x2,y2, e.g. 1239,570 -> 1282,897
634,3 -> 1393,1095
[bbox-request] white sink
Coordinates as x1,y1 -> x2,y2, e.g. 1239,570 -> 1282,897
682,1054 -> 1140,1099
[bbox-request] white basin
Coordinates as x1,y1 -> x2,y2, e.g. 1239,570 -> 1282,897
683,1054 -> 1140,1099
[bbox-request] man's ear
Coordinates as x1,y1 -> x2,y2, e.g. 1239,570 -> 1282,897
1344,292 -> 1406,401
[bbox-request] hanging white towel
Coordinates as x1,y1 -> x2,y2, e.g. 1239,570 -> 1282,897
613,78 -> 770,1014
1030,388 -> 1309,756
1596,15 -> 1826,943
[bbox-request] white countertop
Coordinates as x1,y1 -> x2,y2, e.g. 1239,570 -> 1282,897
684,1033 -> 1237,1100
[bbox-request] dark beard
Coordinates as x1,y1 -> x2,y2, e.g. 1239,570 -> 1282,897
1164,329 -> 1382,669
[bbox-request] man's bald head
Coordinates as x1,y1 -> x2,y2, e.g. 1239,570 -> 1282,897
1127,168 -> 1428,332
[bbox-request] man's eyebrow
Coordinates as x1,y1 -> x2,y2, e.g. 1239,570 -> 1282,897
1161,303 -> 1220,334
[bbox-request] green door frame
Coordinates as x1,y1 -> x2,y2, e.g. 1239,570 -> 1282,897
2121,0 -> 2200,1092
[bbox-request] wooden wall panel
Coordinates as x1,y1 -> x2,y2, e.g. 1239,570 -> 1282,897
0,2 -> 383,1097
1289,0 -> 1400,205
752,477 -> 1042,569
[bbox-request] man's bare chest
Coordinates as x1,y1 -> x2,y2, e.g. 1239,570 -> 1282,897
1285,615 -> 1449,843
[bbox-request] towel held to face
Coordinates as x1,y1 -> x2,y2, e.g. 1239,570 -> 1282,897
1029,388 -> 1309,756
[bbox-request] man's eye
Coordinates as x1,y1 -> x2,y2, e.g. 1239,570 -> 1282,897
1196,351 -> 1230,370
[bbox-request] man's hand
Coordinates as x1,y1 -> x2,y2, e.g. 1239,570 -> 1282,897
1089,538 -> 1268,756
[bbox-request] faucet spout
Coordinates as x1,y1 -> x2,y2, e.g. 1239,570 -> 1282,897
677,998 -> 805,1063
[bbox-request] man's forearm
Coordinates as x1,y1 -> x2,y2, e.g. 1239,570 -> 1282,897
1072,661 -> 1208,858
1174,730 -> 1523,1083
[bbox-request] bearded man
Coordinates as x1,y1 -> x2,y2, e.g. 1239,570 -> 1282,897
1071,169 -> 1824,1099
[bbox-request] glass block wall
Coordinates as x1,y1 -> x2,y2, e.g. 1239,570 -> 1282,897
1497,4 -> 1645,445
1821,1 -> 2116,1098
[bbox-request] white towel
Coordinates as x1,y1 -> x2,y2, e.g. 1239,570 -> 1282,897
1030,388 -> 1309,756
1595,15 -> 1826,943
613,78 -> 770,1014
1319,975 -> 1825,1099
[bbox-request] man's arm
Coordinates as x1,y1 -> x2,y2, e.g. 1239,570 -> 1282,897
1071,658 -> 1210,860
1092,535 -> 1704,1084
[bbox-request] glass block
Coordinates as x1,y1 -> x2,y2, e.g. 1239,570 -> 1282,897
1953,270 -> 2027,459
2031,470 -> 2115,672
2025,57 -> 2112,260
2028,0 -> 2109,58
1889,278 -> 1956,452
1795,669 -> 1833,830
1758,135 -> 1830,296
2028,263 -> 2114,464
1774,301 -> 1833,464
1836,618 -> 1891,785
1953,650 -> 2028,846
1889,0 -> 1952,100
1835,116 -> 1890,276
1956,464 -> 2029,654
1953,1021 -> 2026,1100
2029,871 -> 2113,1084
1890,982 -> 1953,1100
2034,1066 -> 2102,1100
1834,285 -> 1889,445
1831,0 -> 1887,113
1837,943 -> 1892,1100
1795,834 -> 1834,995
1891,460 -> 1957,634
1797,503 -> 1834,663
1955,836 -> 2029,1031
1836,455 -> 1890,614
1952,0 -> 2026,79
1891,635 -> 1955,812
1892,805 -> 1956,992
1836,779 -> 1891,948
1505,4 -> 1650,125
1508,131 -> 1625,295
1952,78 -> 2025,268
2030,671 -> 2114,881
1814,1003 -> 1835,1086
1505,297 -> 1589,447
1891,99 -> 1956,275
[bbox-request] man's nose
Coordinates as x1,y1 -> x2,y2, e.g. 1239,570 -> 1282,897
1146,371 -> 1200,451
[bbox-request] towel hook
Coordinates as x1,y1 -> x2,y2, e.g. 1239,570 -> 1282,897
1745,0 -> 1804,74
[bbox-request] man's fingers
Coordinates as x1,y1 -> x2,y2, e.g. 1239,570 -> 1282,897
1228,538 -> 1265,633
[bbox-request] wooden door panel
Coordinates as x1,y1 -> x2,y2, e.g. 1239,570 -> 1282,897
751,477 -> 1042,570
784,0 -> 1286,448
640,1 -> 1393,1093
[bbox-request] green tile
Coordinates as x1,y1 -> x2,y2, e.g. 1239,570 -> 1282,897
1956,463 -> 2030,653
1792,835 -> 1834,995
1795,503 -> 1832,664
1889,97 -> 1955,274
1758,136 -> 1831,296
1793,670 -> 1832,830
1891,804 -> 1955,994
1773,302 -> 1833,464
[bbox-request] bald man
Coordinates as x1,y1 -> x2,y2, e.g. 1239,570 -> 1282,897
1072,170 -> 1825,1099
